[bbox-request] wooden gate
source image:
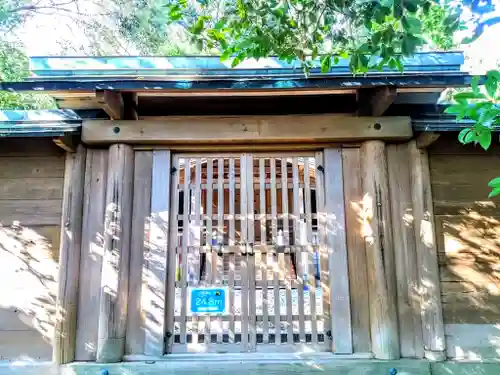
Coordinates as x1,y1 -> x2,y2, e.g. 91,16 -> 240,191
166,153 -> 331,353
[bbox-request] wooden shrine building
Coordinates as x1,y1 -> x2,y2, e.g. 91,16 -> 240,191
0,52 -> 498,375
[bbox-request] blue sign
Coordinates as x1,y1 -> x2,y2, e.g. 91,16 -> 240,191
189,287 -> 227,315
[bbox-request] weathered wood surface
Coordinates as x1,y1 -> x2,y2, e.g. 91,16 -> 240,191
0,157 -> 65,178
443,324 -> 500,360
409,141 -> 445,360
96,144 -> 134,362
75,149 -> 108,360
0,141 -> 65,227
387,144 -> 423,358
126,151 -> 153,355
0,139 -> 65,361
144,150 -> 171,356
429,139 -> 500,327
323,148 -> 352,354
0,178 -> 63,200
54,146 -> 86,364
0,200 -> 62,226
341,148 -> 370,353
59,358 -> 431,375
360,141 -> 399,360
82,116 -> 412,144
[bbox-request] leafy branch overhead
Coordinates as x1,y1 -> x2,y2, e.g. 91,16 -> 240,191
165,0 -> 461,73
445,70 -> 500,197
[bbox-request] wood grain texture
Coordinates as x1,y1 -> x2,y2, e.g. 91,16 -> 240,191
387,144 -> 424,358
75,149 -> 108,361
144,150 -> 171,356
53,146 -> 86,364
82,116 -> 412,144
444,324 -> 500,360
341,148 -> 370,353
0,157 -> 65,178
96,144 -> 134,363
360,141 -> 399,360
126,151 -> 153,355
409,141 -> 445,360
0,200 -> 62,226
323,148 -> 352,354
0,178 -> 63,200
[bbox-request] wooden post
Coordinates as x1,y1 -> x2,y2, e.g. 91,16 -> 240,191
360,141 -> 400,360
387,144 -> 424,358
53,145 -> 87,364
323,148 -> 352,354
96,144 -> 134,363
409,141 -> 446,361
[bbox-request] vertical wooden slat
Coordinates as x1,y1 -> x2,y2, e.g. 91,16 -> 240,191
143,150 -> 171,356
387,144 -> 424,358
217,158 -> 225,344
247,154 -> 256,350
341,148 -> 370,353
126,151 -> 153,355
304,158 -> 317,343
192,158 -> 202,345
409,141 -> 445,361
293,157 -> 306,342
76,149 -> 107,361
180,158 -> 191,344
315,151 -> 329,349
360,141 -> 400,360
97,144 -> 134,363
240,154 -> 249,350
259,158 -> 269,344
205,158 -> 214,345
281,158 -> 293,344
270,158 -> 281,345
228,158 -> 236,343
54,145 -> 86,364
165,155 -> 180,354
324,148 -> 352,354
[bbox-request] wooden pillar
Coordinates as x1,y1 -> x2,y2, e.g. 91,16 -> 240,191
323,148 -> 352,354
53,145 -> 87,364
96,144 -> 134,363
360,141 -> 400,360
409,141 -> 446,361
387,144 -> 424,358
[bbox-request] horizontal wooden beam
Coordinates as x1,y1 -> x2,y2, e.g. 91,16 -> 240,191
82,115 -> 412,145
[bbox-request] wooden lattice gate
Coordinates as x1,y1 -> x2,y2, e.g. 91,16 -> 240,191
165,153 -> 331,353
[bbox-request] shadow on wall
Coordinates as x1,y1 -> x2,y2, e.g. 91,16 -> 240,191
436,206 -> 500,361
0,222 -> 58,361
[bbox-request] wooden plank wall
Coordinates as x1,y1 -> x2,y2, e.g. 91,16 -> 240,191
428,134 -> 500,360
0,139 -> 65,360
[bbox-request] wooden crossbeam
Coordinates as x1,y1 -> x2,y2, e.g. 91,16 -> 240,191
357,87 -> 397,116
82,115 -> 412,144
96,90 -> 138,120
416,132 -> 440,149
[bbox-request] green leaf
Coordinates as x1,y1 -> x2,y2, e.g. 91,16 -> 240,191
488,187 -> 500,199
445,104 -> 465,115
320,55 -> 332,73
458,128 -> 471,144
478,130 -> 492,150
488,177 -> 500,188
402,16 -> 421,33
454,91 -> 487,100
472,76 -> 480,94
485,73 -> 499,98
